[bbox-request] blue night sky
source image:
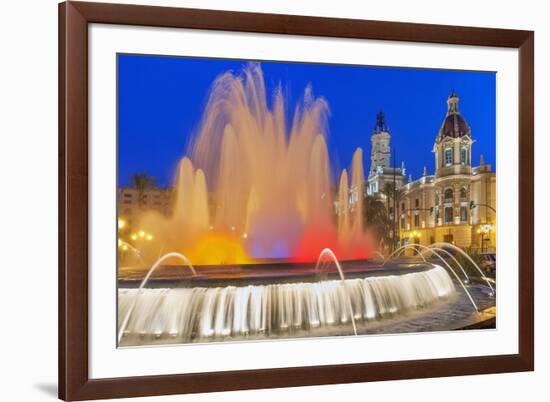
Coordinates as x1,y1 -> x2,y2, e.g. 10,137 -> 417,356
118,54 -> 496,188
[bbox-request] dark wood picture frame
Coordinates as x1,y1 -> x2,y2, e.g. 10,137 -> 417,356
59,1 -> 534,400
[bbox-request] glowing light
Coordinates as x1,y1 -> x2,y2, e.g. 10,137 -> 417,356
118,239 -> 122,247
185,233 -> 251,265
146,234 -> 153,241
122,244 -> 128,251
242,233 -> 248,239
118,218 -> 126,230
138,230 -> 145,238
130,234 -> 137,241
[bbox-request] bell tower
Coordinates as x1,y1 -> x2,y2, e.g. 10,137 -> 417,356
369,111 -> 391,177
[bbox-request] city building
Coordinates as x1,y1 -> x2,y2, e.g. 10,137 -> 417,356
118,187 -> 172,218
368,92 -> 496,252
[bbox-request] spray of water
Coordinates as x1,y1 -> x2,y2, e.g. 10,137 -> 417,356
383,244 -> 479,311
427,243 -> 495,295
315,248 -> 357,335
131,63 -> 373,264
118,252 -> 197,343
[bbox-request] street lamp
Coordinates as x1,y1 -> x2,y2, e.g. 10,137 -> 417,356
477,223 -> 494,252
408,230 -> 421,245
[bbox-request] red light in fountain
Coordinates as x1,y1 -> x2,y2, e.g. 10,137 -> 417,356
291,225 -> 342,263
292,225 -> 374,263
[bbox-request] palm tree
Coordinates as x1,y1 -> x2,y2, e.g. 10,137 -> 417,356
363,194 -> 391,248
131,171 -> 157,207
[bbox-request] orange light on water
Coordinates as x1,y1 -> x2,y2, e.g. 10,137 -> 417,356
186,233 -> 251,266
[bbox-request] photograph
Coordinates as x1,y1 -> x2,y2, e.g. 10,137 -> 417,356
116,55 -> 497,347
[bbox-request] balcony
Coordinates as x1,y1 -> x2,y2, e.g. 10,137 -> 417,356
436,164 -> 472,178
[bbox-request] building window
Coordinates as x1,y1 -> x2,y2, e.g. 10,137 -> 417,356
444,148 -> 453,166
444,207 -> 453,223
415,198 -> 419,208
460,187 -> 467,201
443,234 -> 454,243
444,188 -> 453,202
460,206 -> 468,222
401,202 -> 405,212
414,214 -> 420,227
401,217 -> 405,229
460,146 -> 468,165
434,193 -> 439,205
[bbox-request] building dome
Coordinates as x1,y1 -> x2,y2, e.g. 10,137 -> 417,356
437,92 -> 471,140
440,113 -> 470,138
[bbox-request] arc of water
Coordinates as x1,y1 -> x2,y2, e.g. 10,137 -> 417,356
117,252 -> 197,344
386,244 -> 427,264
315,248 -> 357,335
372,251 -> 385,261
156,243 -> 166,260
383,244 -> 478,312
422,247 -> 471,283
119,240 -> 148,270
428,243 -> 494,295
381,244 -> 427,266
390,245 -> 470,284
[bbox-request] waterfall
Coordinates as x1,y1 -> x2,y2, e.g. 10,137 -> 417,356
119,265 -> 455,342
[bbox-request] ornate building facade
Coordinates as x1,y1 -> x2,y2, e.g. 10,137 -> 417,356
368,92 -> 496,252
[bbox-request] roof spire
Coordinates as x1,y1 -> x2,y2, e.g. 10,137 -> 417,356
373,111 -> 388,133
447,90 -> 459,114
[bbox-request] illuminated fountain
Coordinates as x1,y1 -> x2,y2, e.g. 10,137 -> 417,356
134,63 -> 371,265
118,63 -> 496,346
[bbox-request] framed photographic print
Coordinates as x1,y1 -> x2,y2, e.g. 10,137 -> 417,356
59,1 -> 534,400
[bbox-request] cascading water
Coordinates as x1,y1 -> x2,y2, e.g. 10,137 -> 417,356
119,265 -> 455,343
